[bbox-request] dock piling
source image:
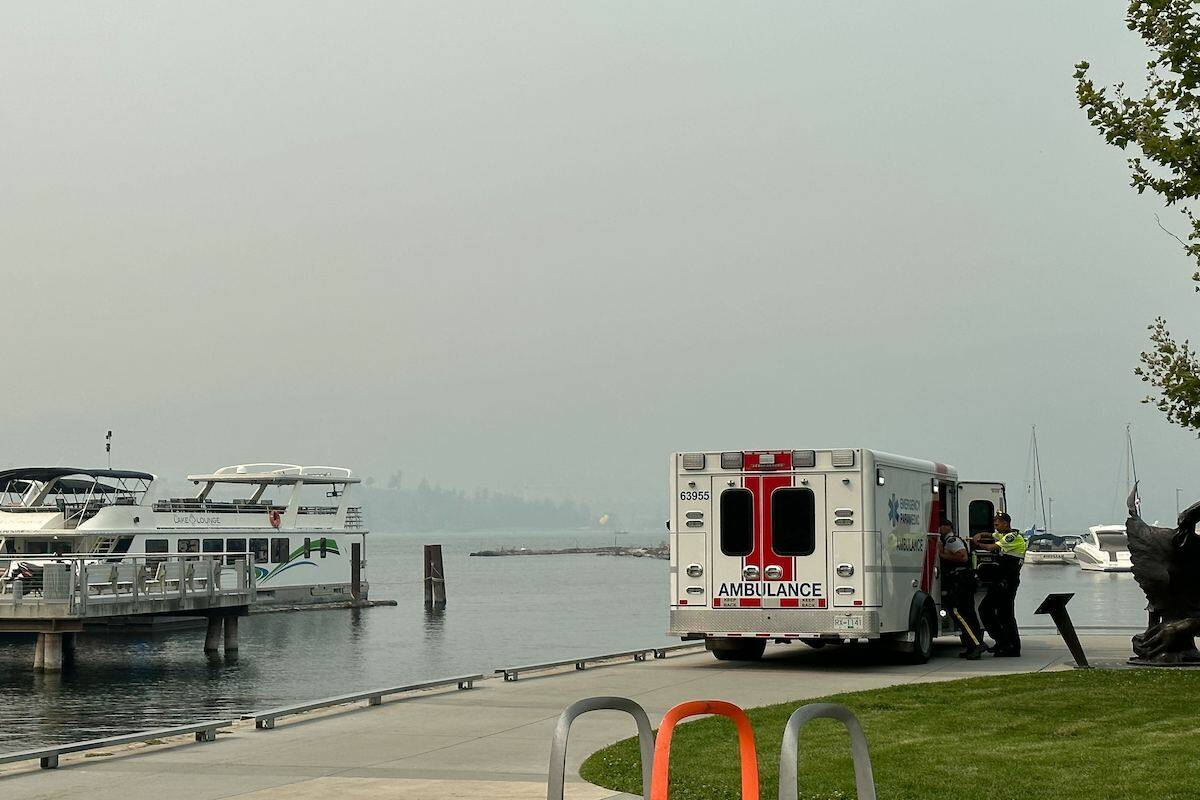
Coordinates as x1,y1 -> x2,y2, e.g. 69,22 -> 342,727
205,617 -> 222,653
223,616 -> 239,651
34,634 -> 44,671
424,545 -> 446,609
41,633 -> 63,672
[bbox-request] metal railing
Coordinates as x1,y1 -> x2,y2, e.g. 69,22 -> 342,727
496,642 -> 703,681
0,719 -> 233,770
245,674 -> 481,729
0,554 -> 255,616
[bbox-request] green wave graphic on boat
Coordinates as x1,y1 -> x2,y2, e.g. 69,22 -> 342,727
256,539 -> 341,583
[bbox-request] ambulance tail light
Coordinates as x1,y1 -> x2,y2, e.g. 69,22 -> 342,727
720,452 -> 742,470
682,453 -> 705,470
791,450 -> 816,468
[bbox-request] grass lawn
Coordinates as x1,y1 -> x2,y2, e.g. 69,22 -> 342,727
579,669 -> 1200,799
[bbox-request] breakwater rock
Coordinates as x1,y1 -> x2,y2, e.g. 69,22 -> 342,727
469,544 -> 668,560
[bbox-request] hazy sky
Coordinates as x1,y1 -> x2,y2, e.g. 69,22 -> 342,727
2,2 -> 1197,530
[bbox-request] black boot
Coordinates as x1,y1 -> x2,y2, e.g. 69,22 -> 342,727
960,644 -> 987,660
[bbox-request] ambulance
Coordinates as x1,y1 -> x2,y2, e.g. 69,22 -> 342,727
668,448 -> 1006,663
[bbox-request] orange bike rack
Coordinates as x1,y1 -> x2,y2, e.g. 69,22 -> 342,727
649,700 -> 759,800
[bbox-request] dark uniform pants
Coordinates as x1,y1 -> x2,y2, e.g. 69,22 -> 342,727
979,559 -> 1022,653
944,568 -> 984,648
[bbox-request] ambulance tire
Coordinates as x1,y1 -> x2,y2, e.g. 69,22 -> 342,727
707,638 -> 766,661
905,609 -> 936,664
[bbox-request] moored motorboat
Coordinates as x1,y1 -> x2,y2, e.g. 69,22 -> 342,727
1074,525 -> 1132,572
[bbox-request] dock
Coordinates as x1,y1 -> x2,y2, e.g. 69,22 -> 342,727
0,633 -> 1131,798
0,554 -> 254,670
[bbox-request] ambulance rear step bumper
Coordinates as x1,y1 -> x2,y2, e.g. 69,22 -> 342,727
669,608 -> 881,637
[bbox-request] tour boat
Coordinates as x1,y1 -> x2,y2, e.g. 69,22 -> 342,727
0,464 -> 369,605
1073,525 -> 1132,573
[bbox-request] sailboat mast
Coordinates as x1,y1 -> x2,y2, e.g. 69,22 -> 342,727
1032,425 -> 1049,532
1126,423 -> 1138,488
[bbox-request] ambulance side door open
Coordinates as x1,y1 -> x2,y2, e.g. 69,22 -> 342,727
957,482 -> 1007,538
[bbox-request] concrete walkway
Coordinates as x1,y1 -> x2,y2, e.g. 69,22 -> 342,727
0,634 -> 1131,799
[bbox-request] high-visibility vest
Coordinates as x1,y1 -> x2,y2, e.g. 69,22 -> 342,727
994,529 -> 1026,561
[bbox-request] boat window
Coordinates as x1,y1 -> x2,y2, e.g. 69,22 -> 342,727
319,538 -> 327,558
1097,533 -> 1127,550
145,539 -> 168,554
968,501 -> 995,536
720,488 -> 754,557
224,538 -> 247,564
249,538 -> 269,564
202,539 -> 223,554
303,537 -> 311,558
26,541 -> 50,554
178,538 -> 200,554
271,537 -> 291,564
772,488 -> 816,557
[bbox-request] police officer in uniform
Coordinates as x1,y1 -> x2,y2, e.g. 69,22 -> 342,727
938,522 -> 987,659
973,512 -> 1026,656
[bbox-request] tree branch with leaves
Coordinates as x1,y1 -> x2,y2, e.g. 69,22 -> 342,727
1075,0 -> 1200,433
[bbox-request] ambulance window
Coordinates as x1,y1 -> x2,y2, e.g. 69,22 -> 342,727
772,488 -> 816,556
969,501 -> 995,536
719,489 -> 754,556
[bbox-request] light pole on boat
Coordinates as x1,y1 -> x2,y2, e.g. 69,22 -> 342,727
105,430 -> 112,469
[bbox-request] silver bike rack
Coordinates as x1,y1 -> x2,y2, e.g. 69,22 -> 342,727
778,703 -> 877,800
547,696 -> 655,800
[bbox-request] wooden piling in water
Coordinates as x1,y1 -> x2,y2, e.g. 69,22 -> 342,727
424,545 -> 446,609
351,542 -> 362,602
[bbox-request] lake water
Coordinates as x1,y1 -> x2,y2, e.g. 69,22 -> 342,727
0,532 -> 1147,753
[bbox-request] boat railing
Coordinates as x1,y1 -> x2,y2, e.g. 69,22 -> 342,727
153,499 -> 286,514
0,553 -> 256,613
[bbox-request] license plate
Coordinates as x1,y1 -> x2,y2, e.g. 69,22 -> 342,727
834,615 -> 864,631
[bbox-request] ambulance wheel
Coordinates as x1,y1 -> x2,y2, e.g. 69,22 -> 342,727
905,611 -> 935,664
706,638 -> 766,661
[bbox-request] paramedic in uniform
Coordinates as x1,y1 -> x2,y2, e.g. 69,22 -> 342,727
972,512 -> 1026,656
938,522 -> 986,659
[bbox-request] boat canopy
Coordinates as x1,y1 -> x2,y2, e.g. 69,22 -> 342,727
186,464 -> 360,486
0,467 -> 155,486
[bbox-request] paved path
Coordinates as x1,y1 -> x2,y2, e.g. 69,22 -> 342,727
0,634 -> 1132,799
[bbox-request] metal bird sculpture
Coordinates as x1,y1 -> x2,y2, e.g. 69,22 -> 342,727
1125,483 -> 1200,663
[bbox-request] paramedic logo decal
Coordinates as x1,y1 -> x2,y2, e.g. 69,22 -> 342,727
887,494 -> 921,527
